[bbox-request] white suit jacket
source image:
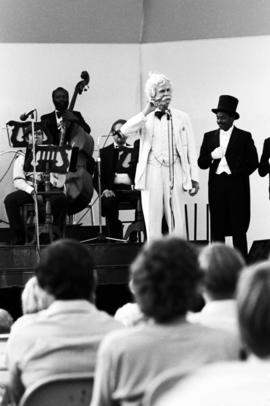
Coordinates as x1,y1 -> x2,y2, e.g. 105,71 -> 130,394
121,108 -> 199,191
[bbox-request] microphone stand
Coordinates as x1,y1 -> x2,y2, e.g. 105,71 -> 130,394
167,109 -> 175,233
28,112 -> 41,260
81,135 -> 126,243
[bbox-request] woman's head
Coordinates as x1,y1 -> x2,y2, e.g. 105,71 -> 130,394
130,237 -> 201,323
35,239 -> 96,301
199,243 -> 245,300
22,276 -> 54,314
237,261 -> 270,358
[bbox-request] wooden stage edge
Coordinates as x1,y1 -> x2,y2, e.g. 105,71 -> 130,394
0,242 -> 143,288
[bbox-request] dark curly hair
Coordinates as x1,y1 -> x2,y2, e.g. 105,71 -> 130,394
237,261 -> 270,358
35,239 -> 95,301
130,237 -> 201,323
110,119 -> 127,134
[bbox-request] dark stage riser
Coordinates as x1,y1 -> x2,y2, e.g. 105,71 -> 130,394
0,243 -> 142,288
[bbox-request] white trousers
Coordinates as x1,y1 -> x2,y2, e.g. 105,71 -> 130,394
141,160 -> 185,242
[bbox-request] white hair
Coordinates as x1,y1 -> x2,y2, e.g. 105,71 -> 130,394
145,72 -> 172,101
22,276 -> 54,314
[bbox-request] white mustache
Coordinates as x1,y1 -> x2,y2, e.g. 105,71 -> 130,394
160,95 -> 171,102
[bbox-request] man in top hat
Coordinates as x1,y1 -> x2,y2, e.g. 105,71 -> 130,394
198,95 -> 258,258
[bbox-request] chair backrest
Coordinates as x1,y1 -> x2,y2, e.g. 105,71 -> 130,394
0,334 -> 9,371
142,368 -> 189,406
18,372 -> 94,406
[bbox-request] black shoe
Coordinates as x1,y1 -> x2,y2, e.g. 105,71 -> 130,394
128,231 -> 138,243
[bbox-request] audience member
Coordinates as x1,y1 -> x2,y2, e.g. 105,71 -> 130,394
91,237 -> 240,406
6,239 -> 122,404
187,243 -> 245,334
21,276 -> 54,315
9,276 -> 54,338
114,281 -> 145,327
0,310 -> 13,334
155,260 -> 270,406
0,310 -> 13,405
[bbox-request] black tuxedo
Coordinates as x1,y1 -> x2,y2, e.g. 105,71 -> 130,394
40,111 -> 90,145
94,141 -> 139,238
198,126 -> 258,257
258,137 -> 270,179
98,142 -> 138,192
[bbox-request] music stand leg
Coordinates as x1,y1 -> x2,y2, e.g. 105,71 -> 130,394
80,137 -> 127,244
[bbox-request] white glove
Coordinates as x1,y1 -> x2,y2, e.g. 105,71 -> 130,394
211,147 -> 224,160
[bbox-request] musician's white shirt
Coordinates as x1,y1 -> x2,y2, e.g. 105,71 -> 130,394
113,144 -> 133,185
55,110 -> 63,131
13,151 -> 43,195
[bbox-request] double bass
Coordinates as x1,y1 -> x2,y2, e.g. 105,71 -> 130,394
57,71 -> 94,215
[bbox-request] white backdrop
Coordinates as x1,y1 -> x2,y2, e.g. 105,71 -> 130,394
0,43 -> 141,228
141,36 -> 270,247
1,36 -> 270,248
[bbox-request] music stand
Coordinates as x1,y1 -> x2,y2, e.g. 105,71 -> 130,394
5,118 -> 43,256
24,145 -> 73,245
6,121 -> 46,148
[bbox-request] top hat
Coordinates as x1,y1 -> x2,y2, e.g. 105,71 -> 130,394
212,95 -> 240,119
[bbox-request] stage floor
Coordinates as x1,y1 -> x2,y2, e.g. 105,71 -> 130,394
0,242 -> 142,288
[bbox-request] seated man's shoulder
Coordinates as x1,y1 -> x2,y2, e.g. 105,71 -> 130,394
93,308 -> 123,328
99,322 -> 151,355
8,314 -> 40,345
197,323 -> 241,355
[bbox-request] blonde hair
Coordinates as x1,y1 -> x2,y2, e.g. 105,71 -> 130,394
22,276 -> 54,314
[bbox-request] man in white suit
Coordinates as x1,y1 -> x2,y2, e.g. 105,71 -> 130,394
121,73 -> 199,241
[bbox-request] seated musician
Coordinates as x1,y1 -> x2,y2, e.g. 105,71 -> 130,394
94,119 -> 140,239
4,130 -> 67,245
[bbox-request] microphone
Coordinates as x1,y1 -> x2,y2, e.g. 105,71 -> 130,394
166,109 -> 172,120
113,130 -> 125,142
19,109 -> 36,121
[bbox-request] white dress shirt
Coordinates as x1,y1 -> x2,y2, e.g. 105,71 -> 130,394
148,114 -> 178,167
113,143 -> 133,185
216,126 -> 233,174
187,299 -> 238,334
